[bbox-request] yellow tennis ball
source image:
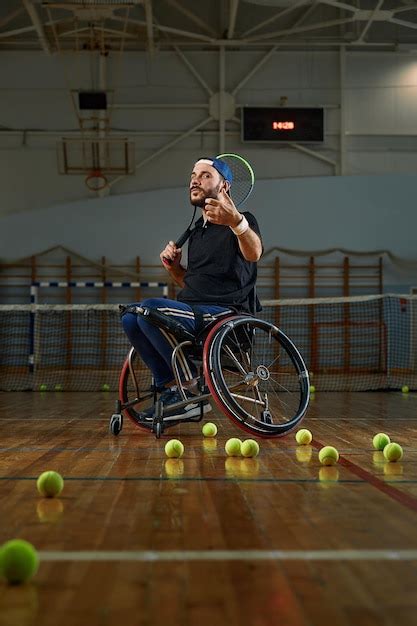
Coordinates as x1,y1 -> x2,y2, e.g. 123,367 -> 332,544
164,439 -> 184,458
54,384 -> 63,392
225,438 -> 242,456
372,432 -> 390,451
309,385 -> 316,394
402,385 -> 409,394
102,383 -> 110,392
202,422 -> 217,437
39,384 -> 47,392
241,439 -> 260,458
0,540 -> 39,584
383,442 -> 403,462
36,471 -> 64,498
318,446 -> 339,466
295,429 -> 312,445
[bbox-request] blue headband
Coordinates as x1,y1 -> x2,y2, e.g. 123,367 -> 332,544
196,157 -> 233,184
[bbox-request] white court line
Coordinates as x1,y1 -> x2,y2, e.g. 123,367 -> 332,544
39,549 -> 417,562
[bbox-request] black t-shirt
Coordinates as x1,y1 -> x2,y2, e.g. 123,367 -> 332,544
177,211 -> 262,313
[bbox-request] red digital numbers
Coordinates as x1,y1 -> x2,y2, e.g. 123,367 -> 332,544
272,121 -> 295,130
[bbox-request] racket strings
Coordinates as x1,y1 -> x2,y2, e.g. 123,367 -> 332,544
216,153 -> 254,207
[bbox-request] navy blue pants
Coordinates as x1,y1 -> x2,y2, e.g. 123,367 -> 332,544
121,298 -> 230,387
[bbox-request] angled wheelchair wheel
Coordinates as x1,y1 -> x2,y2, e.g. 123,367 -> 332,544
203,316 -> 310,437
119,348 -> 154,430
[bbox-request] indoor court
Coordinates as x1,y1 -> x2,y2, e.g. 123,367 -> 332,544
1,1 -> 417,625
0,391 -> 417,625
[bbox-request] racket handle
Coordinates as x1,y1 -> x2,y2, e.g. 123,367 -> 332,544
162,228 -> 191,266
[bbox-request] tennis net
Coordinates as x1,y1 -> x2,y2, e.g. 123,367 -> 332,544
0,295 -> 415,392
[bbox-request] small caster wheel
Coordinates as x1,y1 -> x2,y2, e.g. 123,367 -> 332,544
261,410 -> 272,424
155,422 -> 162,439
109,413 -> 123,436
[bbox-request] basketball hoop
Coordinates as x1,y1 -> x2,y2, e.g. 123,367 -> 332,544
85,169 -> 108,191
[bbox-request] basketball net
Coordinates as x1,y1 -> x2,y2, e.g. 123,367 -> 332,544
85,169 -> 108,192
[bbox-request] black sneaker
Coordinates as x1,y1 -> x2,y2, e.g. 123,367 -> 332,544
141,387 -> 211,421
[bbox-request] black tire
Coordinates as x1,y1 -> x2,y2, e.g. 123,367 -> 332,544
109,414 -> 123,436
206,317 -> 310,437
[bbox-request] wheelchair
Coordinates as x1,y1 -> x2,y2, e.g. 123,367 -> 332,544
109,304 -> 310,439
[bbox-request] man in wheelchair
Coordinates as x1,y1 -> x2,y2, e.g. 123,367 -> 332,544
121,156 -> 263,423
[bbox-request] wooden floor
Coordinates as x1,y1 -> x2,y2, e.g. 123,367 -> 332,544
1,391 -> 417,626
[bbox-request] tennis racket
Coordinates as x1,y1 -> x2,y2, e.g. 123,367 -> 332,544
216,152 -> 255,207
163,153 -> 255,265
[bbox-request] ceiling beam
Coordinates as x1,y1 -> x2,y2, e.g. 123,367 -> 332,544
173,45 -> 214,96
357,0 -> 385,42
227,0 -> 239,40
0,24 -> 36,39
162,0 -> 217,37
0,7 -> 25,29
241,0 -> 310,38
318,0 -> 357,13
144,0 -> 154,55
246,16 -> 356,42
22,0 -> 51,54
111,14 -> 213,42
389,16 -> 417,31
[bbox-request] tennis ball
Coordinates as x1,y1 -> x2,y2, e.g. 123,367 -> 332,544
202,422 -> 217,437
372,432 -> 390,451
0,540 -> 39,584
164,439 -> 184,458
318,446 -> 339,466
295,428 -> 312,445
383,442 -> 403,462
36,471 -> 64,498
225,438 -> 242,457
39,384 -> 47,392
402,385 -> 409,394
241,439 -> 260,458
54,384 -> 63,392
309,385 -> 316,394
102,383 -> 110,392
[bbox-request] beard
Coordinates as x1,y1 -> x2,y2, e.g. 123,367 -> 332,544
189,183 -> 221,208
